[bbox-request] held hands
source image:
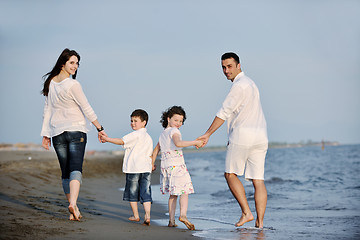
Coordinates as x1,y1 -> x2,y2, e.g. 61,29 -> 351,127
195,139 -> 204,149
196,134 -> 210,148
98,131 -> 108,143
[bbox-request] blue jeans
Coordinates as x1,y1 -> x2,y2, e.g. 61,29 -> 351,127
123,173 -> 152,203
52,131 -> 87,194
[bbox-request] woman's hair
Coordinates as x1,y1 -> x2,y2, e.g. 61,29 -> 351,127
160,106 -> 187,128
41,48 -> 81,96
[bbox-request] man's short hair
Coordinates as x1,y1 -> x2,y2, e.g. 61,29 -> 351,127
131,109 -> 149,126
221,52 -> 240,65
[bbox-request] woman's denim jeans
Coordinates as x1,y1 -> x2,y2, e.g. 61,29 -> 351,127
52,131 -> 87,194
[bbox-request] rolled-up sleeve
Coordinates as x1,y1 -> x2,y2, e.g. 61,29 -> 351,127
216,85 -> 244,121
70,81 -> 98,122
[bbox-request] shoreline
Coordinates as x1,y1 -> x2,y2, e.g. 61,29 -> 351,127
0,150 -> 199,239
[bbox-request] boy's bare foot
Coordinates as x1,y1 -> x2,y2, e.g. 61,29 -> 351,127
168,220 -> 178,227
235,213 -> 254,227
128,216 -> 140,222
179,216 -> 195,230
143,218 -> 150,226
68,204 -> 81,221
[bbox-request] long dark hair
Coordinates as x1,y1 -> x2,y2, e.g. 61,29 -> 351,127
160,106 -> 187,129
41,48 -> 81,96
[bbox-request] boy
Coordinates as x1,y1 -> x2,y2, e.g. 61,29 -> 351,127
100,109 -> 153,225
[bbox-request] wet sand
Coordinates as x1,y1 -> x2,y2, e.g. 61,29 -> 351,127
0,150 -> 198,240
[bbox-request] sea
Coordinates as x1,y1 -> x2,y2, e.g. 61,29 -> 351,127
151,144 -> 360,240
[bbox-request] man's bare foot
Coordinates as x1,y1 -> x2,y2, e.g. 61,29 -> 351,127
68,204 -> 81,221
255,218 -> 264,229
128,216 -> 140,222
168,220 -> 178,227
179,216 -> 195,230
235,213 -> 254,227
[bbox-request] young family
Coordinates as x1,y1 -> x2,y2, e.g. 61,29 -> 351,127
40,49 -> 268,230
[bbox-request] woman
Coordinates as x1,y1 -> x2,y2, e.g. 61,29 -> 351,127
41,48 -> 106,221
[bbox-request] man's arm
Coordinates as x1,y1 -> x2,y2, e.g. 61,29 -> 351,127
197,116 -> 225,147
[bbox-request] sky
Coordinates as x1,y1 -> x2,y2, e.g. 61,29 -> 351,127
0,0 -> 359,151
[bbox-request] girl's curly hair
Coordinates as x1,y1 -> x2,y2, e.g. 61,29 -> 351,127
160,106 -> 186,129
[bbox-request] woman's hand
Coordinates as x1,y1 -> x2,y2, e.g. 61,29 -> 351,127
98,131 -> 108,143
42,136 -> 51,150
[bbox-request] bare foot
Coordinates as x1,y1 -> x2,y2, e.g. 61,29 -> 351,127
143,218 -> 150,226
255,218 -> 264,229
179,216 -> 195,230
235,213 -> 254,227
128,216 -> 140,222
168,220 -> 178,227
68,204 -> 81,221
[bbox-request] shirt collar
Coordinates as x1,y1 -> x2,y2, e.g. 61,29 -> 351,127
233,72 -> 244,83
136,128 -> 147,132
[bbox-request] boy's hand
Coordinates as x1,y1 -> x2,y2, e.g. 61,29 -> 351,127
152,164 -> 156,171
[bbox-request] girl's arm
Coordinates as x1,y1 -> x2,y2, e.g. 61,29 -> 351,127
172,133 -> 203,148
151,143 -> 160,171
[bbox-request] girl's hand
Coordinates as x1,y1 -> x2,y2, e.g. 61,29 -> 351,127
152,164 -> 157,171
195,139 -> 204,148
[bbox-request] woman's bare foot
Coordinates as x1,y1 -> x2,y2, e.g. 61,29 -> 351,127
128,216 -> 140,222
179,216 -> 195,230
68,204 -> 81,221
168,220 -> 178,227
235,212 -> 254,227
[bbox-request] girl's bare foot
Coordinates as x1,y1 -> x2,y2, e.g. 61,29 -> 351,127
235,213 -> 254,227
168,220 -> 178,227
128,216 -> 140,222
179,216 -> 195,230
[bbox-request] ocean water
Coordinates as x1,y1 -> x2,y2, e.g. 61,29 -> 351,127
151,144 -> 360,240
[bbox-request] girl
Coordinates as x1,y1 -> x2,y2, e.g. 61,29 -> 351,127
152,106 -> 202,230
41,48 -> 106,221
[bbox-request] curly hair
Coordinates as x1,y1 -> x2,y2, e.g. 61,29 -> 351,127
160,106 -> 186,129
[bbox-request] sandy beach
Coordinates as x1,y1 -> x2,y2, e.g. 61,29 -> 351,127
0,150 -> 199,240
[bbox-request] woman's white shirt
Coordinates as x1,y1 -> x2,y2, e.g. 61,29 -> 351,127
41,78 -> 97,137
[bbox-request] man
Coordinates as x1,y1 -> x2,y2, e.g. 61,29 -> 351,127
198,52 -> 268,228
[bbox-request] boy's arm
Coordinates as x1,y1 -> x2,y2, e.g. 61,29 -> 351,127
172,133 -> 203,148
151,142 -> 160,171
102,136 -> 125,145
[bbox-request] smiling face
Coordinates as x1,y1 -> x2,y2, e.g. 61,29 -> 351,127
62,55 -> 79,76
167,114 -> 184,129
130,116 -> 146,131
221,57 -> 241,81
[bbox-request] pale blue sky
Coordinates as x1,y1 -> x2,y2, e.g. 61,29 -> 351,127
1,0 -> 359,150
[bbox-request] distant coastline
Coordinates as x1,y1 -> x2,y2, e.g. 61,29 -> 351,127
0,140 -> 341,153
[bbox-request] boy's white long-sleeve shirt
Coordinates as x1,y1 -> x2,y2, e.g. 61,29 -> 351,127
41,78 -> 97,138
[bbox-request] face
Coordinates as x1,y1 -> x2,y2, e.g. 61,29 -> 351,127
167,114 -> 184,129
222,58 -> 241,81
131,116 -> 146,130
62,55 -> 79,76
